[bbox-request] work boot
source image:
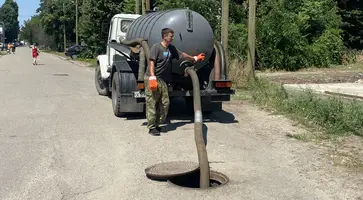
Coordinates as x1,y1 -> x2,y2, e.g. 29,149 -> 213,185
156,126 -> 167,133
149,128 -> 160,136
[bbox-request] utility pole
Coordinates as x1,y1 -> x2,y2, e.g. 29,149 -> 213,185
0,22 -> 4,50
221,0 -> 229,69
75,0 -> 78,45
135,0 -> 139,14
145,0 -> 150,12
63,2 -> 66,52
246,0 -> 256,80
142,0 -> 145,15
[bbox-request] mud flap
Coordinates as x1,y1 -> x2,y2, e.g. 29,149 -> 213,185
112,72 -> 144,116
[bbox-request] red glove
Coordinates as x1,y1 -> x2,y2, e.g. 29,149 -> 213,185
148,76 -> 158,91
194,53 -> 205,62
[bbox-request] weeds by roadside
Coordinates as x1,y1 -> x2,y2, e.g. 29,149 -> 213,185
42,50 -> 97,67
232,76 -> 363,169
235,77 -> 363,138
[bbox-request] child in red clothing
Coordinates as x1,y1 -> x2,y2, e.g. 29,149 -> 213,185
32,44 -> 39,65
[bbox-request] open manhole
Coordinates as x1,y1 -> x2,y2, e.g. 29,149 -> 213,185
145,161 -> 229,189
168,170 -> 229,189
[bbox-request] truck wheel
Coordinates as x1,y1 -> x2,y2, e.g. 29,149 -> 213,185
111,72 -> 125,117
95,65 -> 109,96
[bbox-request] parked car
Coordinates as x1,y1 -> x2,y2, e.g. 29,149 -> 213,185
65,45 -> 86,59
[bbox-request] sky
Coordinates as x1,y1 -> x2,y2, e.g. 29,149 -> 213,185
0,0 -> 41,26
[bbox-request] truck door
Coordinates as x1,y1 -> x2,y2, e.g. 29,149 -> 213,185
108,18 -> 134,67
107,18 -> 117,68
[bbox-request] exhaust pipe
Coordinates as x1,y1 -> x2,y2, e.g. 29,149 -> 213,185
214,40 -> 227,80
213,42 -> 221,80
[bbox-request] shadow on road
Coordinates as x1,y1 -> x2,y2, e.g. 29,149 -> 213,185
123,97 -> 238,132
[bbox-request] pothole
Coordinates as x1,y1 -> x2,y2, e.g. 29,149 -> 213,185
168,170 -> 229,189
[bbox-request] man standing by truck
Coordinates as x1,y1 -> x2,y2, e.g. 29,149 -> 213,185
145,28 -> 206,136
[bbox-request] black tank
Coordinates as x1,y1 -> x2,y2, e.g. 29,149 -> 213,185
126,9 -> 214,73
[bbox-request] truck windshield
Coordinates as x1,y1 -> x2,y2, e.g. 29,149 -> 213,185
121,20 -> 133,33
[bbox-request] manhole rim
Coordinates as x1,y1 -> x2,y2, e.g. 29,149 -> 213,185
167,170 -> 230,190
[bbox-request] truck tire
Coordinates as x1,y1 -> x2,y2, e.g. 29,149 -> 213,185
111,71 -> 145,117
111,72 -> 125,117
95,65 -> 109,96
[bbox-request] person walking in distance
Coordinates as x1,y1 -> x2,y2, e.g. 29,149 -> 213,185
144,28 -> 206,136
12,42 -> 16,54
32,43 -> 39,65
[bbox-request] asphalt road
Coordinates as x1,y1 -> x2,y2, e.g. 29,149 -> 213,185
0,47 -> 362,200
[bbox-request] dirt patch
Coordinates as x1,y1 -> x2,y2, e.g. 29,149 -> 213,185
257,62 -> 363,84
222,101 -> 363,199
286,128 -> 363,170
357,54 -> 363,63
330,135 -> 363,169
259,70 -> 363,84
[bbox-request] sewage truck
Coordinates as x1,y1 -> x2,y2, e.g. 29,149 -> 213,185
95,9 -> 235,117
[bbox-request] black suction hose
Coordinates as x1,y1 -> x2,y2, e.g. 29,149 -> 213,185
120,38 -> 150,81
184,63 -> 210,189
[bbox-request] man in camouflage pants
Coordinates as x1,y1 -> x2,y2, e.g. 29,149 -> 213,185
144,28 -> 206,136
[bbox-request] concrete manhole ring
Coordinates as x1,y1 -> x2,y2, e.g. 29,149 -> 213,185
167,170 -> 229,189
145,161 -> 199,181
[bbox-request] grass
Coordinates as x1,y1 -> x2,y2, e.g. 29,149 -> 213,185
234,77 -> 363,138
228,56 -> 363,139
0,51 -> 6,56
229,58 -> 363,170
76,57 -> 97,66
42,50 -> 97,66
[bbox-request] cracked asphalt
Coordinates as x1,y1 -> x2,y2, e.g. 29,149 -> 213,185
0,47 -> 362,200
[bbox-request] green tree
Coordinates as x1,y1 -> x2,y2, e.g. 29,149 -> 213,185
337,0 -> 363,49
256,0 -> 343,70
19,15 -> 54,48
121,0 -> 137,14
78,0 -> 123,57
0,0 -> 20,42
36,0 -> 81,50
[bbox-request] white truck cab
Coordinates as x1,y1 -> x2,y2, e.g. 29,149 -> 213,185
97,13 -> 141,80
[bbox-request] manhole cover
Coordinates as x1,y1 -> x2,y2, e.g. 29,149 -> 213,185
53,73 -> 69,76
145,161 -> 199,180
